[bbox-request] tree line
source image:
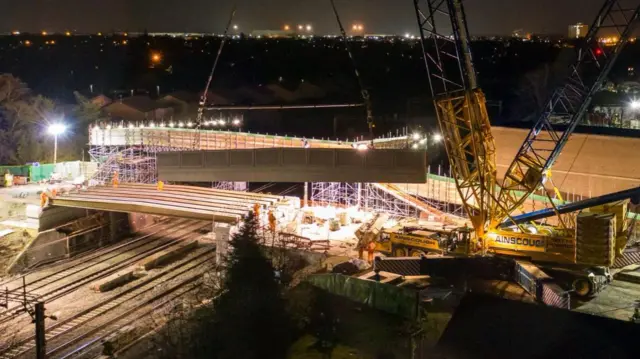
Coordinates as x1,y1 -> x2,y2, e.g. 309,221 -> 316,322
0,74 -> 105,166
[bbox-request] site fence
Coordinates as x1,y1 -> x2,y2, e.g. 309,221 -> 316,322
307,273 -> 419,319
0,161 -> 96,183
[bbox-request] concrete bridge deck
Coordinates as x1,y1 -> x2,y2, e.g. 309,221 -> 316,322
51,184 -> 293,222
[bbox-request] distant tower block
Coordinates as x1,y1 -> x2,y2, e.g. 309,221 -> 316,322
568,22 -> 589,39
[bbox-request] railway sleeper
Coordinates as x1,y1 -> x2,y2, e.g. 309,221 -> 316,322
90,267 -> 148,292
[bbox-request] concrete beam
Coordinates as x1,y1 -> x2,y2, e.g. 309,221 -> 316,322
51,198 -> 240,222
157,148 -> 427,183
50,184 -> 292,222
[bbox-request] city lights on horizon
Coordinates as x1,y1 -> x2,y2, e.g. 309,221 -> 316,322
2,28 -> 480,40
9,24 -> 638,40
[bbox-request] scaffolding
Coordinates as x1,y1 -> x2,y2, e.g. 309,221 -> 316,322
89,124 -> 412,196
311,181 -> 464,218
311,182 -> 361,208
89,146 -> 158,185
212,181 -> 248,191
364,184 -> 424,218
88,124 -> 369,186
310,164 -> 468,219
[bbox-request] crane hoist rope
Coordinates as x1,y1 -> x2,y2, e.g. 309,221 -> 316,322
193,3 -> 238,149
329,0 -> 375,144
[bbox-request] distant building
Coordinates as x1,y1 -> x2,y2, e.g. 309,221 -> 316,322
250,30 -> 296,38
364,34 -> 395,40
148,32 -> 209,38
295,82 -> 326,100
233,85 -> 277,104
104,96 -> 174,122
266,84 -> 298,102
89,94 -> 112,108
157,91 -> 198,115
568,23 -> 589,39
512,29 -> 531,40
512,29 -> 525,38
199,90 -> 233,106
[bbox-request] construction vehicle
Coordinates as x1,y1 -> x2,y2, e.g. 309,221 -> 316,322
355,213 -> 390,259
376,225 -> 473,257
407,0 -> 640,297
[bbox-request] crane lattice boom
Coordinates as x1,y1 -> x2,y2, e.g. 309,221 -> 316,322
494,0 -> 640,229
413,0 -> 497,234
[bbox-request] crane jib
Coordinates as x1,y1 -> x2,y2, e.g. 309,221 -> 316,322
494,0 -> 640,227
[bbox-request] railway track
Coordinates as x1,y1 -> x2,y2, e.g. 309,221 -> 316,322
0,217 -> 175,290
0,220 -> 209,326
23,216 -> 175,273
56,281 -> 198,359
0,248 -> 215,359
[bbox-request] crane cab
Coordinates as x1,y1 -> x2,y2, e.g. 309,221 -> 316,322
375,225 -> 476,257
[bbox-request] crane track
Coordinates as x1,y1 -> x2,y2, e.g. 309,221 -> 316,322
0,220 -> 209,326
0,248 -> 215,359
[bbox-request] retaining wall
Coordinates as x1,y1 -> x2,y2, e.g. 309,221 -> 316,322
6,211 -> 136,274
39,206 -> 90,232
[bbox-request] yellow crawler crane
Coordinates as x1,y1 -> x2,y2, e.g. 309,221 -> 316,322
412,0 -> 640,296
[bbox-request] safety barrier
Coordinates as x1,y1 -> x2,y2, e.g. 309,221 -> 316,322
307,273 -> 419,319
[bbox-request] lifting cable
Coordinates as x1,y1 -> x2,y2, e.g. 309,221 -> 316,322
329,0 -> 375,145
557,133 -> 590,199
193,3 -> 238,148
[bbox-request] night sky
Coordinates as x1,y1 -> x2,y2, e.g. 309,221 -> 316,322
1,0 -> 601,35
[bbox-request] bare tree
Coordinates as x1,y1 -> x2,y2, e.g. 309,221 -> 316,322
147,265 -> 222,359
0,322 -> 19,354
